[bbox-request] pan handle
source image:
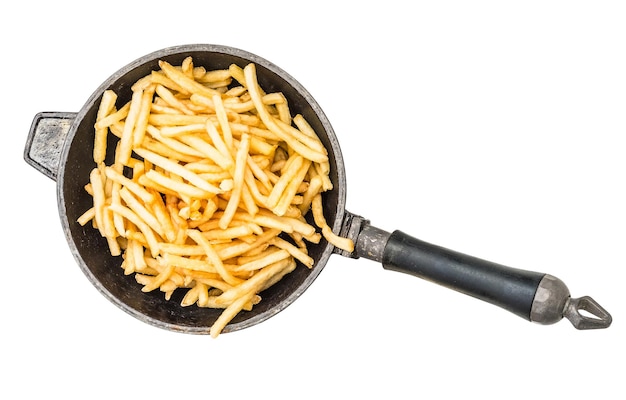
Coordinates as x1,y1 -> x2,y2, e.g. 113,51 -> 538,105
345,216 -> 612,329
24,112 -> 77,181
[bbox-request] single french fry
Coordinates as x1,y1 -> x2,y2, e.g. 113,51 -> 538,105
106,235 -> 122,257
111,179 -> 126,239
232,249 -> 291,272
219,134 -> 250,229
133,84 -> 157,147
314,161 -> 333,191
212,94 -> 233,152
117,88 -> 144,166
201,224 -> 254,241
161,253 -> 216,273
210,291 -> 256,338
159,243 -> 206,257
77,207 -> 95,226
89,167 -> 107,238
94,90 -> 117,163
299,175 -> 323,214
204,119 -> 232,164
311,193 -> 354,252
243,167 -> 269,208
149,113 -> 211,126
159,123 -> 206,137
197,68 -> 231,83
228,64 -> 246,87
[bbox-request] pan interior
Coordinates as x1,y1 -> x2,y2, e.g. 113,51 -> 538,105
58,44 -> 346,334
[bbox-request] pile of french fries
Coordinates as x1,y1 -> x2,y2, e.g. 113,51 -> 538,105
78,57 -> 353,337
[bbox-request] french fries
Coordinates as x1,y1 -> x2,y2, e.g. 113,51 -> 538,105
78,57 -> 353,337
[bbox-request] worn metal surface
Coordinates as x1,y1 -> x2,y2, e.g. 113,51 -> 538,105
564,296 -> 613,329
24,112 -> 77,181
529,274 -> 570,325
530,274 -> 612,328
355,222 -> 391,263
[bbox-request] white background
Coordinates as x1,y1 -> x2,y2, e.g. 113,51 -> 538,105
3,1 -> 625,399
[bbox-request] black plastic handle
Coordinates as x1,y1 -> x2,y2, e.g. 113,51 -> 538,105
381,230 -> 545,320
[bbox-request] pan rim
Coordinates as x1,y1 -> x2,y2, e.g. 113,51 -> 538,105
56,43 -> 348,334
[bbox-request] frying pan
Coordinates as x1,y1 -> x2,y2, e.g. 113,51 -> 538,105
24,44 -> 612,334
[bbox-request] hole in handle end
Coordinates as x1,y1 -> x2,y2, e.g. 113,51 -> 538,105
564,296 -> 612,330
